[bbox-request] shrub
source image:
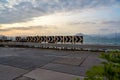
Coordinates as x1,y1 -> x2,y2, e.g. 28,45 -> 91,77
84,50 -> 120,80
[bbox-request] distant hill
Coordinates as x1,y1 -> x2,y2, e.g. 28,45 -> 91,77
75,33 -> 84,36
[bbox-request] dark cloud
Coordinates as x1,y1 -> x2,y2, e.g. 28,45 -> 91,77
68,21 -> 96,25
99,25 -> 120,33
0,25 -> 57,32
68,22 -> 81,25
69,20 -> 120,25
99,28 -> 110,31
0,0 -> 120,24
102,20 -> 120,24
82,21 -> 97,24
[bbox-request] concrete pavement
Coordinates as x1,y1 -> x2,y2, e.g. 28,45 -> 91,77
0,64 -> 28,80
24,68 -> 84,80
0,47 -> 102,80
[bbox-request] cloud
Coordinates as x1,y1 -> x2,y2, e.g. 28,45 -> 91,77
0,25 -> 57,32
68,22 -> 81,25
68,21 -> 97,25
69,20 -> 120,25
102,20 -> 120,24
97,25 -> 120,34
0,25 -> 3,27
0,0 -> 120,24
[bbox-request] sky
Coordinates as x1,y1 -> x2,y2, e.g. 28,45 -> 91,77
0,0 -> 120,36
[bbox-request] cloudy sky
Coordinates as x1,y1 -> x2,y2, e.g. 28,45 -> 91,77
0,0 -> 120,36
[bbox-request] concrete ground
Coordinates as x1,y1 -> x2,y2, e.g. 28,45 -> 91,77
0,47 -> 102,80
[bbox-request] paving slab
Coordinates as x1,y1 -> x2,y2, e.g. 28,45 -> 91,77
0,64 -> 28,80
24,68 -> 84,80
52,57 -> 84,66
0,56 -> 56,70
16,48 -> 71,57
80,53 -> 102,68
14,76 -> 35,80
42,63 -> 88,76
67,51 -> 91,58
0,47 -> 70,57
